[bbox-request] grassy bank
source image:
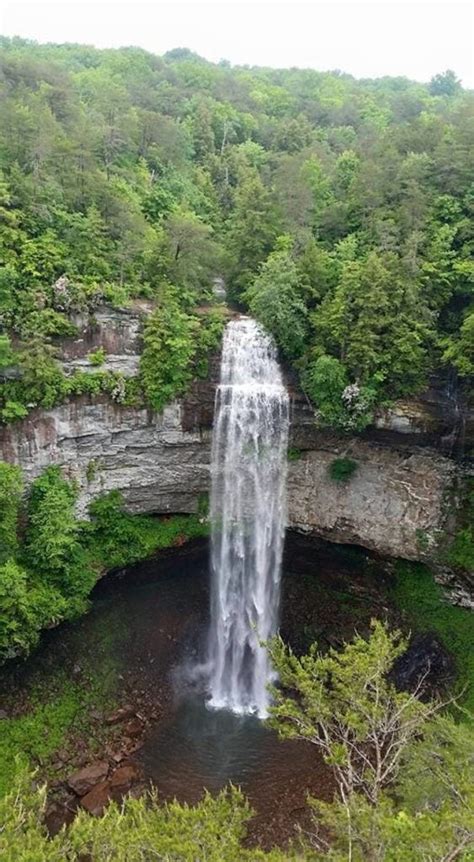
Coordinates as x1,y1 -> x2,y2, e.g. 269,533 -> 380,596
392,561 -> 474,715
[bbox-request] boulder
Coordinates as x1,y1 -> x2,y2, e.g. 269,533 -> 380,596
110,763 -> 140,795
391,632 -> 455,697
80,781 -> 111,816
68,761 -> 109,796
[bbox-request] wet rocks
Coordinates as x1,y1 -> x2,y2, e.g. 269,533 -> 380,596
67,761 -> 109,796
109,763 -> 140,795
391,632 -> 455,697
80,780 -> 111,816
105,705 -> 136,725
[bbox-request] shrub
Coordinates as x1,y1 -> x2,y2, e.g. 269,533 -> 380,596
0,765 -> 260,862
303,354 -> 376,431
140,299 -> 199,412
287,447 -> 302,461
87,490 -> 209,571
87,346 -> 107,366
0,462 -> 23,563
26,466 -> 80,576
0,561 -> 66,659
329,457 -> 358,483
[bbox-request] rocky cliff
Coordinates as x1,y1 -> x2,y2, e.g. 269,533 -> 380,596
0,306 -> 469,563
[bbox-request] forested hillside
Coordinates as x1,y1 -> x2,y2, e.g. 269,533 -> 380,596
0,38 -> 473,429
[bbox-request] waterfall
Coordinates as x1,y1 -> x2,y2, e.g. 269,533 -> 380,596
208,317 -> 289,718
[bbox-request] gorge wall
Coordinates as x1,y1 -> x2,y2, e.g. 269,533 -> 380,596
0,306 -> 469,564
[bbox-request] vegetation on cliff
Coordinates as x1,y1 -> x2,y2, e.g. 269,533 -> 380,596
0,39 -> 472,426
0,462 -> 208,661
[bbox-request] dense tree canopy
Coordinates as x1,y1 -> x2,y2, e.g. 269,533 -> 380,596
0,38 -> 472,426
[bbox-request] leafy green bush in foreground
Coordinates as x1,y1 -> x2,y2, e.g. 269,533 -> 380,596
1,624 -> 473,860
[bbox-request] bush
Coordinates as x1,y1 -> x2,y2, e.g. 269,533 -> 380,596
87,490 -> 209,571
87,347 -> 107,366
0,462 -> 23,562
328,457 -> 358,483
287,447 -> 302,461
0,765 -> 264,862
303,354 -> 376,431
0,561 -> 66,659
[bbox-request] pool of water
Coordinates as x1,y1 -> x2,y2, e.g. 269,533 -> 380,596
1,533 -> 397,847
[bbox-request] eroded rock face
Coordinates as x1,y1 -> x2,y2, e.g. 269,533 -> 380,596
0,396 -> 211,518
0,355 -> 461,563
287,442 -> 455,561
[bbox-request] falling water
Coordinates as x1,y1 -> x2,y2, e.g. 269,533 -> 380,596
208,317 -> 289,718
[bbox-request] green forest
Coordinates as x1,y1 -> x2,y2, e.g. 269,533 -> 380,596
0,37 -> 474,862
0,39 -> 473,429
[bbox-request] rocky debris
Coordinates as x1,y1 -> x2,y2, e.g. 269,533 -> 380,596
123,717 -> 144,738
105,705 -> 136,725
67,761 -> 109,796
391,632 -> 455,697
109,762 -> 141,795
80,780 -> 111,816
67,759 -> 143,818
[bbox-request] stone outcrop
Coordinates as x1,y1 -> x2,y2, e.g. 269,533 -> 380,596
58,303 -> 153,378
287,442 -> 455,561
0,308 -> 468,563
0,396 -> 211,518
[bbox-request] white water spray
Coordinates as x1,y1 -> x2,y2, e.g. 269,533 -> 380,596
208,317 -> 289,717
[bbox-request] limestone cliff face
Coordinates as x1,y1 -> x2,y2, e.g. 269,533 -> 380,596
287,443 -> 455,560
0,387 -> 459,564
0,306 -> 467,563
0,397 -> 211,519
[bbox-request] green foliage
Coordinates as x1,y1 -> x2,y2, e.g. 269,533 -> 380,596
0,39 -> 472,430
245,240 -> 308,359
226,169 -> 280,299
87,490 -> 209,572
287,447 -> 302,462
26,466 -> 80,575
0,462 -> 209,662
87,346 -> 107,366
392,562 -> 474,713
303,354 -> 377,431
140,300 -> 224,411
140,299 -> 200,411
0,765 -> 268,862
448,527 -> 474,572
441,311 -> 474,377
328,457 -> 358,483
429,69 -> 462,97
0,560 -> 65,659
268,622 -> 434,802
268,623 -> 474,861
0,462 -> 23,562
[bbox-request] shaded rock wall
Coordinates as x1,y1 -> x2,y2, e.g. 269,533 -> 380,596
0,386 -> 459,563
288,442 -> 455,561
0,307 -> 467,562
0,397 -> 210,518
